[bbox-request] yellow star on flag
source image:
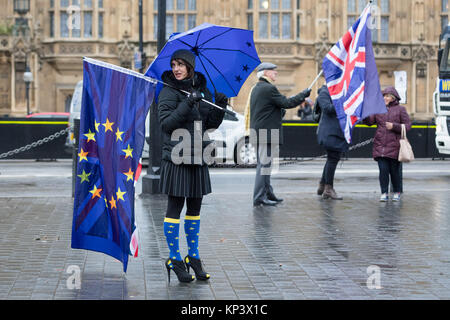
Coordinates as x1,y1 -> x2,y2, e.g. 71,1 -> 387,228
89,185 -> 102,199
94,120 -> 100,132
104,196 -> 108,208
115,127 -> 124,142
122,144 -> 133,158
77,170 -> 91,183
103,118 -> 114,133
116,187 -> 126,202
84,129 -> 96,142
78,148 -> 88,162
109,195 -> 117,209
123,168 -> 134,181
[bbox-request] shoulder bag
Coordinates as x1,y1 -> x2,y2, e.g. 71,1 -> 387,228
398,124 -> 414,163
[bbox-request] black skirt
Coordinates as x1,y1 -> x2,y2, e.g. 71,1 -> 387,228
159,160 -> 212,198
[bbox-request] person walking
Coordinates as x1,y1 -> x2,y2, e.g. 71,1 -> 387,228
157,49 -> 227,282
249,62 -> 311,206
316,84 -> 349,200
363,86 -> 411,202
297,98 -> 314,120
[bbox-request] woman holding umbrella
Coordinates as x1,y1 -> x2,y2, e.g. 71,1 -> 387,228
157,49 -> 227,283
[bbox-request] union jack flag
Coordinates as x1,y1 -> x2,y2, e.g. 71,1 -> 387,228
322,3 -> 386,143
71,58 -> 155,272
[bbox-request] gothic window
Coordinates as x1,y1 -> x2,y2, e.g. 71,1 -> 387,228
248,0 -> 295,40
48,0 -> 104,39
347,0 -> 389,42
153,0 -> 197,40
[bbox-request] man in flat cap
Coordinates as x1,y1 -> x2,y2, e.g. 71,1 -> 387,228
249,62 -> 311,207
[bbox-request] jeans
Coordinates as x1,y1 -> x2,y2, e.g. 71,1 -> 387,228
320,150 -> 341,185
376,157 -> 401,194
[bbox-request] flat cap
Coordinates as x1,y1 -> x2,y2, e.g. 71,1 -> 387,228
256,62 -> 277,72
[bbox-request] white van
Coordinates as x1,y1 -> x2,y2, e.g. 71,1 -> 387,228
65,80 -> 83,151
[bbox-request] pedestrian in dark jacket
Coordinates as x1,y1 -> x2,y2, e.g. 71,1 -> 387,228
157,49 -> 227,283
363,86 -> 411,202
297,98 -> 314,120
250,62 -> 311,206
316,85 -> 349,200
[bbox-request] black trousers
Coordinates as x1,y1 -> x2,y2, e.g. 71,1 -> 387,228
166,195 -> 202,219
376,157 -> 401,194
320,150 -> 341,185
253,143 -> 277,203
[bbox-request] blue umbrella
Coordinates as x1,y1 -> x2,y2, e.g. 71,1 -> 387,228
145,23 -> 261,100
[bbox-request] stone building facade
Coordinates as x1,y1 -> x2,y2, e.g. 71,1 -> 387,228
0,0 -> 447,120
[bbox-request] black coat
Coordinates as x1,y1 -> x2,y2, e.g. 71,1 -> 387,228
250,77 -> 307,145
157,71 -> 225,165
316,85 -> 349,152
298,104 -> 313,120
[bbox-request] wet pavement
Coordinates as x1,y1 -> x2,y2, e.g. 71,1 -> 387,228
0,158 -> 450,300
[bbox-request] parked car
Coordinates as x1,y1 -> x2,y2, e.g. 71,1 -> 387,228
144,106 -> 256,166
208,108 -> 257,165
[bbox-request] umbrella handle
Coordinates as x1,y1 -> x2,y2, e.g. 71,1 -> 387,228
158,80 -> 239,120
178,88 -> 238,120
201,99 -> 238,120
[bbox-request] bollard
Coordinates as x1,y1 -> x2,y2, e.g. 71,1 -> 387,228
72,118 -> 80,198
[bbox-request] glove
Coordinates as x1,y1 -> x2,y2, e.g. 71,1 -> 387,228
301,88 -> 311,98
214,91 -> 228,108
187,90 -> 203,106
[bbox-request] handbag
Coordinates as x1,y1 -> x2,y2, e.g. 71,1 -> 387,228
398,124 -> 414,162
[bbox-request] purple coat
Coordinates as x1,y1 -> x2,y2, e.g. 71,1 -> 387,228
363,87 -> 412,160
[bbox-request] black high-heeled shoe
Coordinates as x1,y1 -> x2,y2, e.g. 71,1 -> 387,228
165,258 -> 195,283
184,255 -> 210,281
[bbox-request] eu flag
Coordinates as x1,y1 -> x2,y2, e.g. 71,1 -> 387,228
71,58 -> 156,272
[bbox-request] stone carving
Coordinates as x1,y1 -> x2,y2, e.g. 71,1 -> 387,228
117,31 -> 135,68
258,45 -> 292,55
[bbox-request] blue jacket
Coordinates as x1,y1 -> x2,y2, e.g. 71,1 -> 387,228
316,85 -> 349,152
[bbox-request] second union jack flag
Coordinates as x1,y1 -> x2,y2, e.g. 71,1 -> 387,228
322,4 -> 386,143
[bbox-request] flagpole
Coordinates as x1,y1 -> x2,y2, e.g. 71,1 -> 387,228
308,70 -> 323,91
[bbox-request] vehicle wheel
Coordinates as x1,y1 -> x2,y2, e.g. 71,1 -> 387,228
234,137 -> 257,165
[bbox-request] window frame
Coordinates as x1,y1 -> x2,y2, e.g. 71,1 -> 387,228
442,0 -> 449,36
347,0 -> 390,43
153,0 -> 197,40
247,0 -> 298,41
48,0 -> 104,40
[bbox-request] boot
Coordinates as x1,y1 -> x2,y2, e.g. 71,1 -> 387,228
317,183 -> 325,196
322,184 -> 343,200
185,255 -> 210,281
165,258 -> 195,283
